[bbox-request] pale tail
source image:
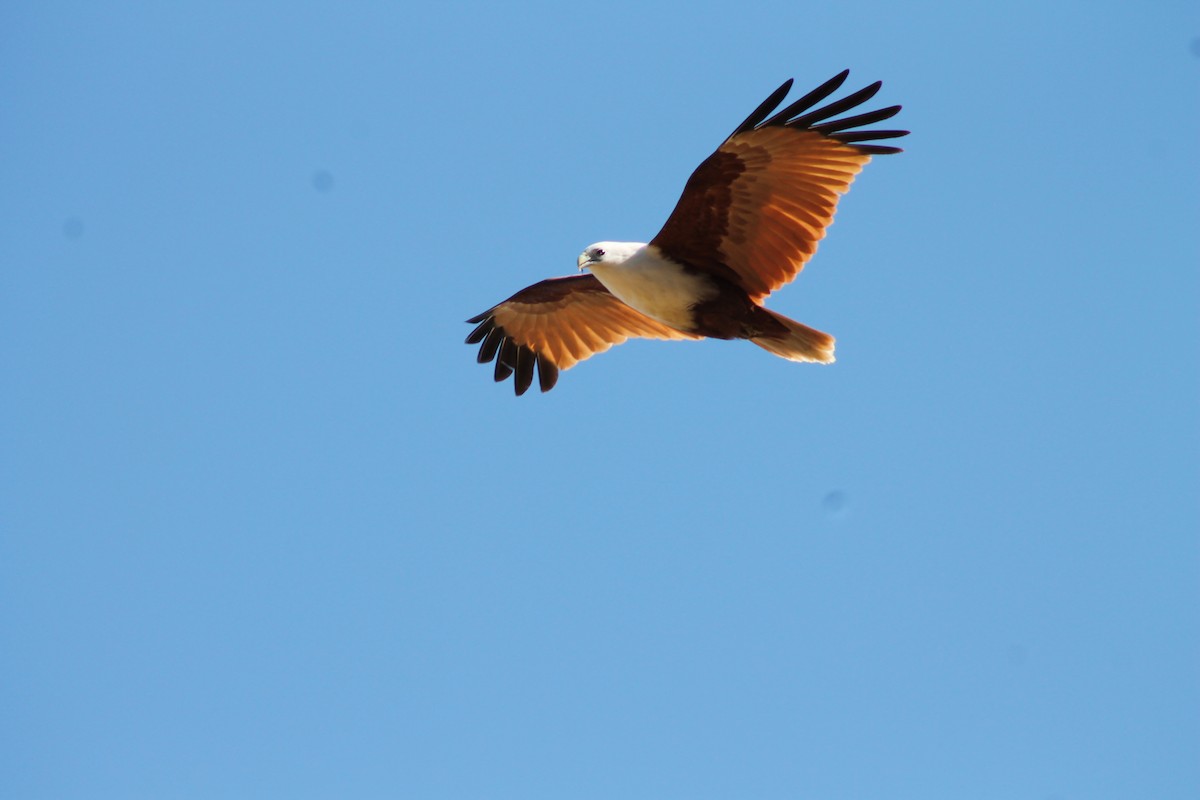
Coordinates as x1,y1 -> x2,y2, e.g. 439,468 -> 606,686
750,309 -> 836,363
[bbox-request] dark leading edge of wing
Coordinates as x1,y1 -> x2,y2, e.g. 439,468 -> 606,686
728,69 -> 908,154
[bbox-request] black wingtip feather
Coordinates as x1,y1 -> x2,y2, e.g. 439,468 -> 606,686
512,346 -> 535,396
494,356 -> 514,382
731,73 -> 908,155
465,315 -> 493,344
851,144 -> 905,155
467,314 -> 561,396
536,353 -> 559,393
830,129 -> 909,144
810,105 -> 902,134
478,327 -> 503,363
492,338 -> 517,383
729,78 -> 794,138
788,81 -> 882,129
760,69 -> 851,129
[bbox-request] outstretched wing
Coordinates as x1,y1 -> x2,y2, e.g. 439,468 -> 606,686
650,71 -> 907,301
465,274 -> 699,395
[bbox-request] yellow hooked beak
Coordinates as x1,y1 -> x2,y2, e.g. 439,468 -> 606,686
577,253 -> 592,271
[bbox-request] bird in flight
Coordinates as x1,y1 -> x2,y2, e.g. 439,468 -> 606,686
466,70 -> 907,395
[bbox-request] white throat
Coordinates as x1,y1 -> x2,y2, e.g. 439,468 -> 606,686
586,243 -> 716,331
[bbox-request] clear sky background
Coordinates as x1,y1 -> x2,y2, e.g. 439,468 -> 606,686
2,2 -> 1197,798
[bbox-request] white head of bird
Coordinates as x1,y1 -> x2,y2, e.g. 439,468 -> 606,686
577,241 -> 646,270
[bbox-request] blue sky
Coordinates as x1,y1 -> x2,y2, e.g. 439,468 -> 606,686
2,2 -> 1197,798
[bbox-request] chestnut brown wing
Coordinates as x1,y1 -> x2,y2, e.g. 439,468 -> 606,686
466,274 -> 699,395
650,72 -> 907,301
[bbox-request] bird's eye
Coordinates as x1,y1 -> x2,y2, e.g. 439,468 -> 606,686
594,248 -> 605,257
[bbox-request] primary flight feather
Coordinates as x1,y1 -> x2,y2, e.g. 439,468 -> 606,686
466,70 -> 907,395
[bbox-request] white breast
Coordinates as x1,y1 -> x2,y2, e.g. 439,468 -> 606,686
588,245 -> 715,331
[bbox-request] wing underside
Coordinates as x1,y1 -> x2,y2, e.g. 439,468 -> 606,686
650,71 -> 907,300
465,274 -> 698,395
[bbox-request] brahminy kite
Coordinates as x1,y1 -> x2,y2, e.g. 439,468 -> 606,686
466,70 -> 907,395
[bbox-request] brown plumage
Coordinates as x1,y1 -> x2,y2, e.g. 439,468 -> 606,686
465,275 -> 699,394
466,71 -> 907,395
